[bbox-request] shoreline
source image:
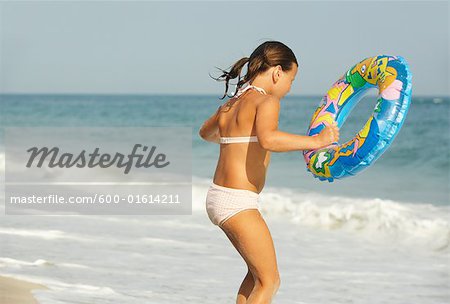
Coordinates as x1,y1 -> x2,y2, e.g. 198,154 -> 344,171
0,275 -> 48,304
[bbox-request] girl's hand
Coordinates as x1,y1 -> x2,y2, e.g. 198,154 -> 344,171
315,121 -> 340,149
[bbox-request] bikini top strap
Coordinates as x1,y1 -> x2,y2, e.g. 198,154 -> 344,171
233,84 -> 267,98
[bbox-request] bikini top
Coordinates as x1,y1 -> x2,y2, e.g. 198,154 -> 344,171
219,84 -> 267,144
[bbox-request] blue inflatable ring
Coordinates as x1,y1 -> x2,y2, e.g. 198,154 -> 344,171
303,55 -> 412,182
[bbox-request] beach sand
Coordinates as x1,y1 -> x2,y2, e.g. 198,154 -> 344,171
0,275 -> 47,304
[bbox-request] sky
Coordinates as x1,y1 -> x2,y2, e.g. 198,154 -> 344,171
0,1 -> 448,96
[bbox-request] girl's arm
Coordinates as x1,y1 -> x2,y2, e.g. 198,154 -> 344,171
255,96 -> 338,152
198,105 -> 222,144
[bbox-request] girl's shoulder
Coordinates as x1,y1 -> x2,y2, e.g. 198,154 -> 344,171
255,94 -> 280,107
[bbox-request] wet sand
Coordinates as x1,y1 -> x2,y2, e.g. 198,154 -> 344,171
0,275 -> 47,304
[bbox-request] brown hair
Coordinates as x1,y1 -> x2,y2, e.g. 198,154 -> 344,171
210,40 -> 298,100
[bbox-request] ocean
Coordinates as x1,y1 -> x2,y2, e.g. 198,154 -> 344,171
0,94 -> 449,303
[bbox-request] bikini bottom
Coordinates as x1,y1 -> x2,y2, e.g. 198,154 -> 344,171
205,182 -> 260,227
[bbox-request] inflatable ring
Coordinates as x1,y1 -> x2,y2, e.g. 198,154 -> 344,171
303,55 -> 412,182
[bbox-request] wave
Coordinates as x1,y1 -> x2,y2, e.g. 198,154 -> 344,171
193,176 -> 450,252
0,227 -> 99,242
0,257 -> 90,269
0,257 -> 54,267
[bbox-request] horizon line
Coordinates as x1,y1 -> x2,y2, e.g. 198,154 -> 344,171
0,92 -> 449,98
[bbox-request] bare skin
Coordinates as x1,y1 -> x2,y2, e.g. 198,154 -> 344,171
199,63 -> 339,303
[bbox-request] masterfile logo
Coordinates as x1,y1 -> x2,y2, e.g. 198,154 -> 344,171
25,144 -> 170,174
4,127 -> 192,216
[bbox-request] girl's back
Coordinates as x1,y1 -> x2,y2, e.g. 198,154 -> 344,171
214,88 -> 271,193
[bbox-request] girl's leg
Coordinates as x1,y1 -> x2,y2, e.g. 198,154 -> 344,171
220,227 -> 255,303
236,269 -> 255,304
220,209 -> 280,304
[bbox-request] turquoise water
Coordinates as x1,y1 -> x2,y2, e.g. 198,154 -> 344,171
0,94 -> 449,304
0,94 -> 448,205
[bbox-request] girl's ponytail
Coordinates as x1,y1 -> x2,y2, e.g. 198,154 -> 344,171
210,57 -> 250,100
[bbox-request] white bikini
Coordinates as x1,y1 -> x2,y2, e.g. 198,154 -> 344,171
206,83 -> 267,227
206,182 -> 260,227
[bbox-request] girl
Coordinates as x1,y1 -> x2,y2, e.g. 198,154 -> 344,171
199,40 -> 339,304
